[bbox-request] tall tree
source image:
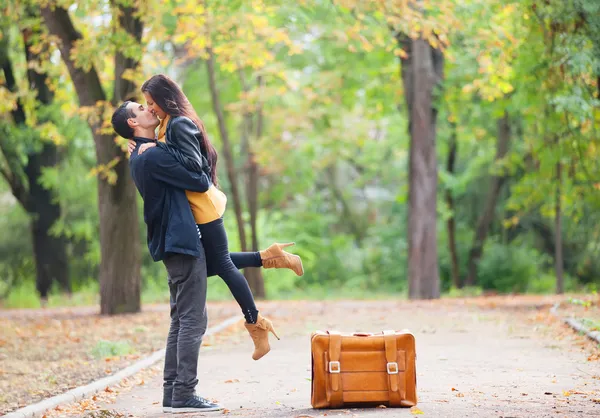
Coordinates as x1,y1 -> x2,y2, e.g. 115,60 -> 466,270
165,0 -> 303,296
398,33 -> 443,299
445,120 -> 460,289
239,72 -> 265,296
0,15 -> 69,301
206,46 -> 249,254
40,1 -> 142,314
465,112 -> 511,286
330,0 -> 458,298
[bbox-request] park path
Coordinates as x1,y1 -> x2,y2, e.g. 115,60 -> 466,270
60,299 -> 600,417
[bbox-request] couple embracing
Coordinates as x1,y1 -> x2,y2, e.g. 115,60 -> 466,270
111,74 -> 304,413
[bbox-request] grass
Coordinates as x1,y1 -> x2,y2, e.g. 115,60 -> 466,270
2,275 -> 595,310
580,318 -> 600,331
1,276 -> 407,309
0,280 -> 100,309
91,340 -> 134,359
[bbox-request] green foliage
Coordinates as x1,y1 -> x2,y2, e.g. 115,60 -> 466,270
477,239 -> 549,293
0,194 -> 33,299
91,340 -> 134,359
2,0 -> 600,310
445,286 -> 483,298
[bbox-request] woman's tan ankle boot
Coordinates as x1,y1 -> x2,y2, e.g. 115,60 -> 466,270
244,314 -> 280,361
260,242 -> 304,276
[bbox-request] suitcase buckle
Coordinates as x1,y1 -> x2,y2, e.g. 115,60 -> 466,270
387,362 -> 399,374
328,361 -> 341,374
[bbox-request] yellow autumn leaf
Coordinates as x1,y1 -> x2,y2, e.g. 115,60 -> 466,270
410,406 -> 424,414
38,122 -> 66,146
462,84 -> 475,94
394,48 -> 408,59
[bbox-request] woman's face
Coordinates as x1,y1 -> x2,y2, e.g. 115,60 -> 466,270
143,92 -> 167,119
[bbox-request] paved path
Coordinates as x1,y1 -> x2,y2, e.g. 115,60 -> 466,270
78,300 -> 600,417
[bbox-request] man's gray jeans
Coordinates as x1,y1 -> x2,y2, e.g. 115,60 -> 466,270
162,252 -> 208,401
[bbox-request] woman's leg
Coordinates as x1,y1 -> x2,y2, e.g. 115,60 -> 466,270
207,252 -> 262,277
198,219 -> 259,324
199,224 -> 302,277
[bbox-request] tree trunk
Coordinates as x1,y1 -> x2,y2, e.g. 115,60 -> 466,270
555,156 -> 564,294
206,47 -> 248,252
465,112 -> 511,286
26,144 -> 70,298
239,72 -> 265,297
42,5 -> 141,314
446,122 -> 461,289
0,27 -> 70,300
399,34 -> 442,299
25,26 -> 70,297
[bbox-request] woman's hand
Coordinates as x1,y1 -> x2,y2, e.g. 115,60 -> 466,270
127,140 -> 136,156
138,142 -> 157,155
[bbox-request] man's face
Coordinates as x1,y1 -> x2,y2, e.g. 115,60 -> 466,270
127,102 -> 159,132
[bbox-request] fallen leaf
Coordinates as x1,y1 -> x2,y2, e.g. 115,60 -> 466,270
456,393 -> 465,397
410,406 -> 424,414
563,391 -> 571,397
451,387 -> 458,391
224,379 -> 240,383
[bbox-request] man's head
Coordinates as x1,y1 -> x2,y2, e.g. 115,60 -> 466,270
111,101 -> 160,139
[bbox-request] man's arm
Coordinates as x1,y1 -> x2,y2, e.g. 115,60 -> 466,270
145,147 -> 210,193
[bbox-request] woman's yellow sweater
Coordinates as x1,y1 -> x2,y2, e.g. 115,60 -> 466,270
158,116 -> 226,224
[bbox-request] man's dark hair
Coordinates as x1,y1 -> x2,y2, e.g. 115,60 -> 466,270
111,101 -> 135,139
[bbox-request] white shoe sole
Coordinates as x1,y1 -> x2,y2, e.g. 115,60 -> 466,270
171,406 -> 223,413
162,406 -> 172,413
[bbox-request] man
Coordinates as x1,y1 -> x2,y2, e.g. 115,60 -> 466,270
111,101 -> 223,414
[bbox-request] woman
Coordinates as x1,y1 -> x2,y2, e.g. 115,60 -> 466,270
130,74 -> 303,361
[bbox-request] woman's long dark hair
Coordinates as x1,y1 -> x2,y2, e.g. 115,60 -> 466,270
141,74 -> 218,185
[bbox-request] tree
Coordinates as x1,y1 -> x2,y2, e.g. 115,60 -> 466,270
162,0 -> 304,296
40,1 -> 142,314
397,33 -> 443,299
444,120 -> 460,288
465,111 -> 511,286
0,13 -> 69,301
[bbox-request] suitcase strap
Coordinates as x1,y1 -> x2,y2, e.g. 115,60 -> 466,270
327,331 -> 343,408
383,330 -> 404,406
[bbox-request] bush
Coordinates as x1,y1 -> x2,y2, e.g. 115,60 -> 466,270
477,239 -> 550,293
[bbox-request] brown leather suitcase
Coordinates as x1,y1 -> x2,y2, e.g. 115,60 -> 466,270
311,330 -> 417,409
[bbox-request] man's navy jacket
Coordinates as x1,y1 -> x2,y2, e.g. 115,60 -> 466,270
129,137 -> 210,261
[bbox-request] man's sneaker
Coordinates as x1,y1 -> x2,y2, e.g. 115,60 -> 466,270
171,394 -> 223,413
162,397 -> 172,413
163,390 -> 172,413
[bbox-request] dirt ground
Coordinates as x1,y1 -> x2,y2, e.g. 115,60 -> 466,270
32,297 -> 600,418
0,302 -> 240,415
